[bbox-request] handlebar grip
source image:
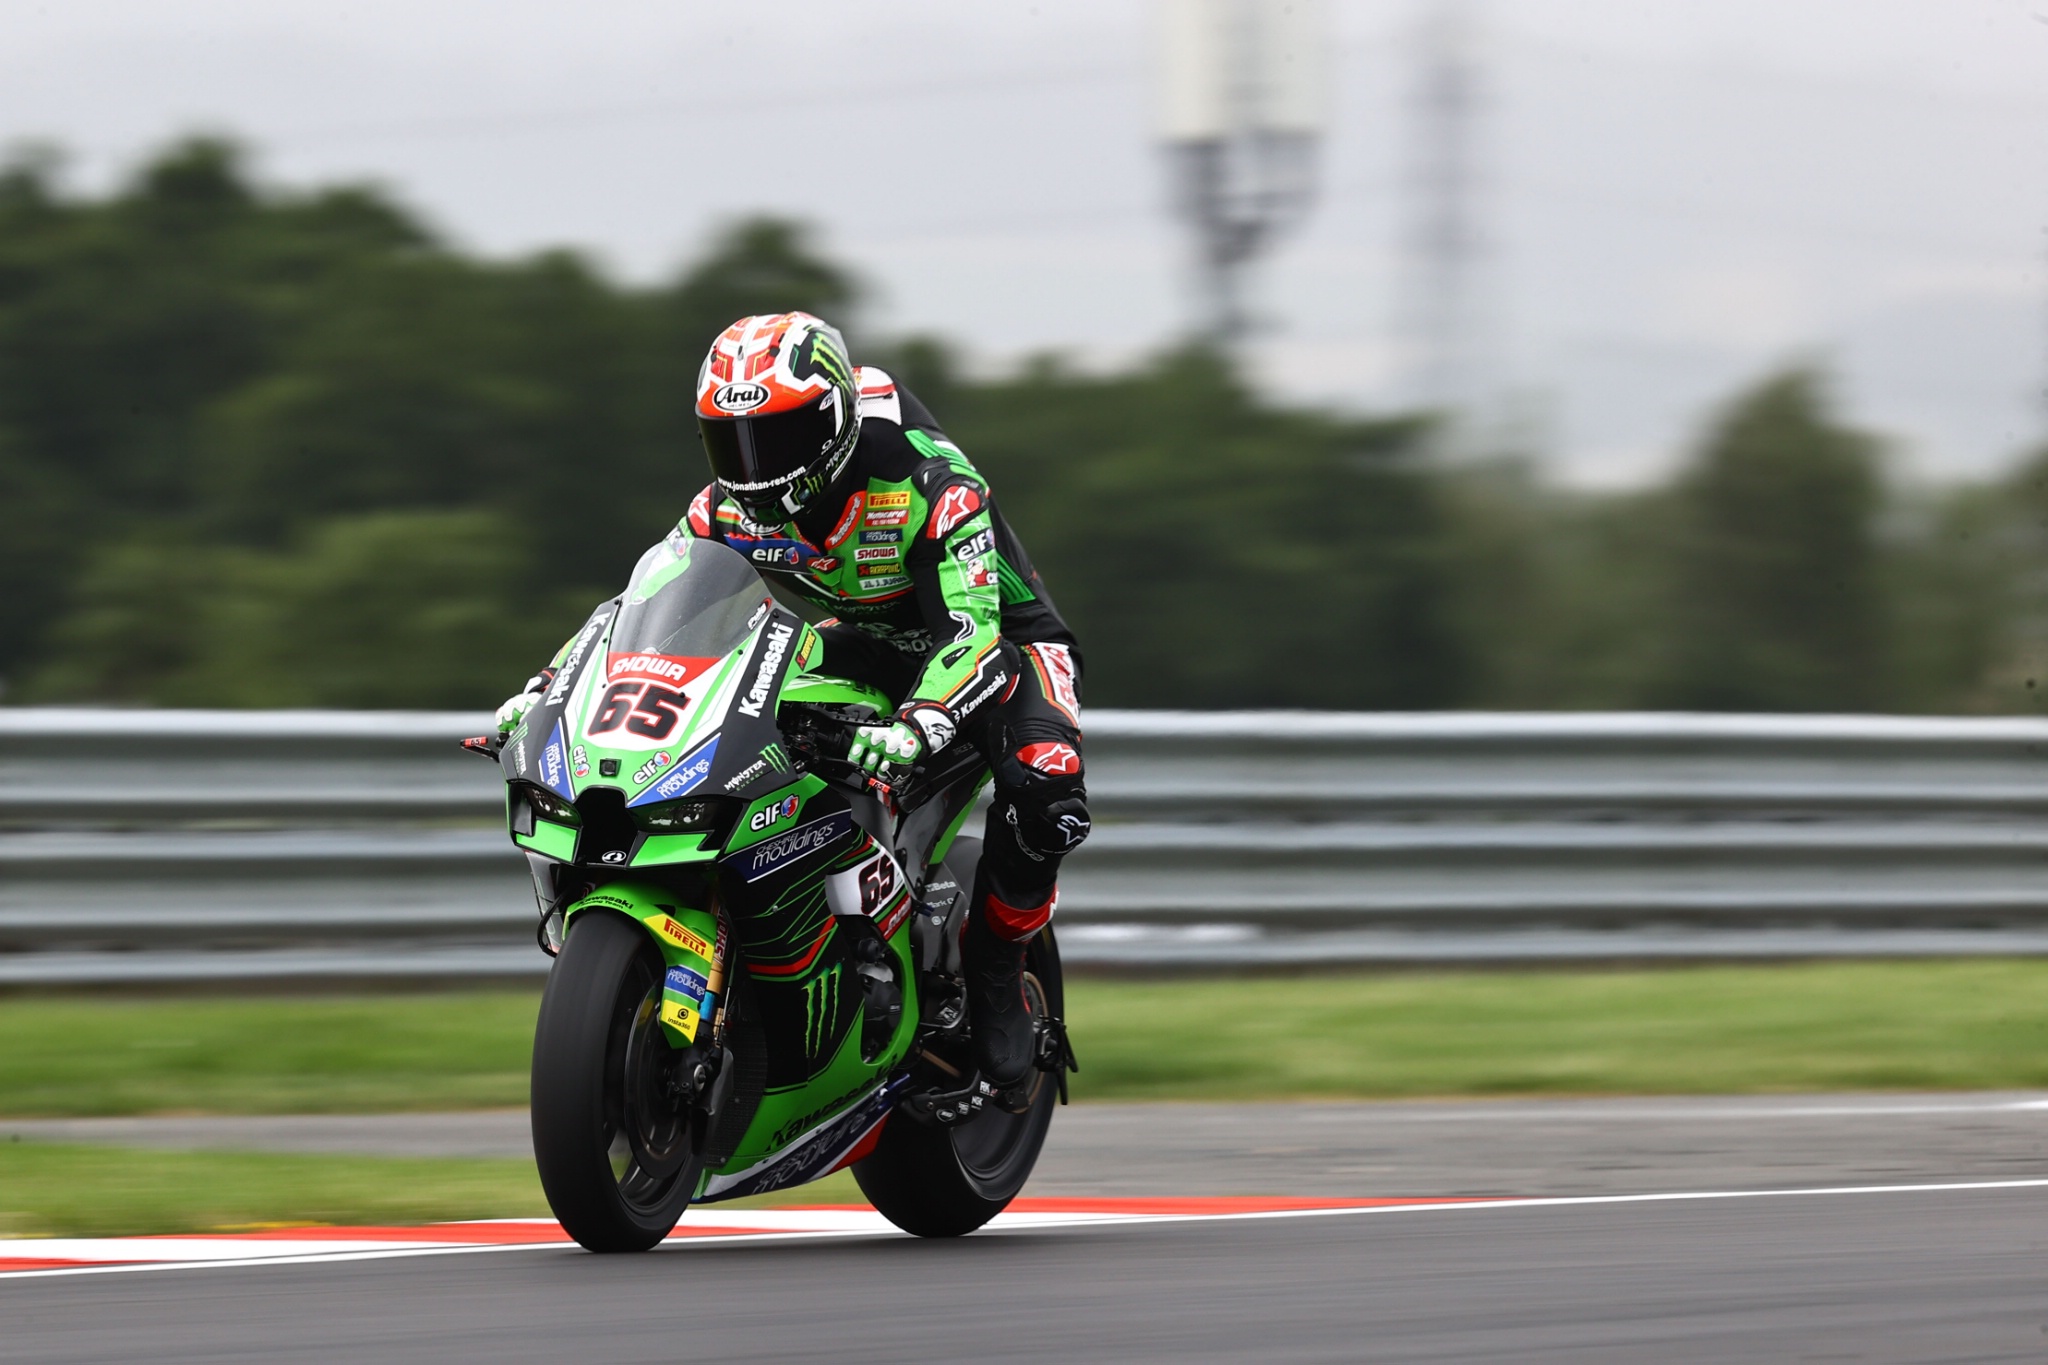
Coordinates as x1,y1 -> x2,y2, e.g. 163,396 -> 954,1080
459,734 -> 502,759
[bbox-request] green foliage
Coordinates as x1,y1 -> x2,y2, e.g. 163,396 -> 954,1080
0,136 -> 2041,712
1655,370 -> 1884,710
945,347 -> 1464,708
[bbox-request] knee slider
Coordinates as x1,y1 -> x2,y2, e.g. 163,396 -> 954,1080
1003,790 -> 1091,860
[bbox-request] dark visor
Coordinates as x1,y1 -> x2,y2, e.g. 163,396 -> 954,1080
699,395 -> 840,493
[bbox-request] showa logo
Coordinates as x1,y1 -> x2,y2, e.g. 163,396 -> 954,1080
607,652 -> 709,688
631,750 -> 674,786
748,793 -> 801,832
712,381 -> 771,413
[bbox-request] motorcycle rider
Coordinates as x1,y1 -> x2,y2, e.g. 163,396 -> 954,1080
496,312 -> 1088,1097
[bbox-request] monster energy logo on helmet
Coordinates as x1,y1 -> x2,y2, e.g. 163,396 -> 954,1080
696,313 -> 862,522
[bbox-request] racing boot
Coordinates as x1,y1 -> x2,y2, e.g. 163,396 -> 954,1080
963,903 -> 1040,1104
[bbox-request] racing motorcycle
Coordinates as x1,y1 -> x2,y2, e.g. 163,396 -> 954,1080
464,532 -> 1076,1252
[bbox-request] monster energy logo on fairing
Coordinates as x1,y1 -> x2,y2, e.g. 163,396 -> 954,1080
803,964 -> 841,1058
763,743 -> 790,773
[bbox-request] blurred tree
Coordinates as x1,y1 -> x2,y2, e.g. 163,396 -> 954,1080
664,218 -> 860,360
941,346 -> 1466,709
1653,369 -> 1884,711
28,511 -> 591,707
3,135 -> 2040,716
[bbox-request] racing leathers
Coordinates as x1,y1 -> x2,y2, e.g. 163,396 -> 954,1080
680,367 -> 1088,1090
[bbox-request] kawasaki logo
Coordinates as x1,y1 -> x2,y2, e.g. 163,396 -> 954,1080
545,613 -> 609,706
736,621 -> 794,719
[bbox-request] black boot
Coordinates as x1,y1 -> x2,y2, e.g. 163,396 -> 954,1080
963,910 -> 1036,1095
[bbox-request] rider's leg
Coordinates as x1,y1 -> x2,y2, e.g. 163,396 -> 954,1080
964,642 -> 1089,1092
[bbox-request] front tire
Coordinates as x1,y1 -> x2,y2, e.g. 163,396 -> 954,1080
854,928 -> 1066,1237
530,910 -> 698,1252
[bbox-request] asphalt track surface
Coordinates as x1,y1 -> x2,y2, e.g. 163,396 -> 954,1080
13,1097 -> 2048,1362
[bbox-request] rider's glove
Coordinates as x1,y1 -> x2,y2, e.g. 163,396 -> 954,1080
847,719 -> 925,777
494,669 -> 555,737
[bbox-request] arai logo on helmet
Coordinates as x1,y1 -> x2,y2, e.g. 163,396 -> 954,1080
713,381 -> 771,414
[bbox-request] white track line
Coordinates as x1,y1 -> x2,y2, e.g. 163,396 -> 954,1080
5,1179 -> 2048,1281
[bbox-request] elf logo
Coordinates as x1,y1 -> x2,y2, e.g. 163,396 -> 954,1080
713,381 -> 770,413
749,793 -> 801,832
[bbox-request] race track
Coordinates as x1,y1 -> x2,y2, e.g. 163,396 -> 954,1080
9,1096 -> 2048,1363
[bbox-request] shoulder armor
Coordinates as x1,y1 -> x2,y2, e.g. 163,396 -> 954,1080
856,366 -> 902,426
687,484 -> 717,538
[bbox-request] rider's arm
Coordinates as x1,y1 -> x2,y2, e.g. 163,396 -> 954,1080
893,470 -> 1013,752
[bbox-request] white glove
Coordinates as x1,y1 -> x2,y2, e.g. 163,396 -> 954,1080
495,671 -> 552,736
847,719 -> 925,776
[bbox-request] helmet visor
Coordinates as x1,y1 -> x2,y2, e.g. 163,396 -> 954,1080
699,395 -> 842,516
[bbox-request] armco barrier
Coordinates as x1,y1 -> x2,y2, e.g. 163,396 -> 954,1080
7,708 -> 2048,982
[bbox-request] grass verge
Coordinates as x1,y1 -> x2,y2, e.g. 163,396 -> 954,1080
8,960 -> 2048,1117
0,1143 -> 866,1239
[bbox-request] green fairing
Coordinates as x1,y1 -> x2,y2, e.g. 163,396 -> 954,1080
515,819 -> 576,861
554,872 -> 920,1192
560,884 -> 719,1048
930,775 -> 991,867
779,673 -> 890,711
511,549 -> 928,1204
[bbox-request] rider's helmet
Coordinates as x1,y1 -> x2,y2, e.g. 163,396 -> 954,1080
695,312 -> 860,525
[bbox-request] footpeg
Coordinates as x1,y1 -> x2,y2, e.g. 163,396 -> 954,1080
1034,1015 -> 1079,1105
903,1074 -> 995,1127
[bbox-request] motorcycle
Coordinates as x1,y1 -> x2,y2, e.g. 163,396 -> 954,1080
464,531 -> 1076,1251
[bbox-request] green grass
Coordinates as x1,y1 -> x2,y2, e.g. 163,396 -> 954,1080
0,992 -> 540,1116
11,960 -> 2048,1237
0,1142 -> 549,1238
0,1143 -> 866,1238
9,960 -> 2048,1119
1067,960 -> 2048,1099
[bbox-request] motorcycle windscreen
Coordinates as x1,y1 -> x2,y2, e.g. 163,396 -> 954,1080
610,537 -> 773,681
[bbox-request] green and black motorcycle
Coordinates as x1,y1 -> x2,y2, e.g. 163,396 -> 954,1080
465,531 -> 1075,1251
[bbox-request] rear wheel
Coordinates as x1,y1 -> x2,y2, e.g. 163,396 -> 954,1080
530,910 -> 699,1252
854,928 -> 1065,1237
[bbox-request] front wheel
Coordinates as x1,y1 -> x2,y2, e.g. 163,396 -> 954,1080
854,928 -> 1067,1237
530,910 -> 699,1252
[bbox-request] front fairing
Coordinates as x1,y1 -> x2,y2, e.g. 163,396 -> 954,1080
501,534 -> 824,870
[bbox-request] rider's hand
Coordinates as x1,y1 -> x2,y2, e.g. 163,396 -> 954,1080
847,719 -> 925,777
494,669 -> 555,737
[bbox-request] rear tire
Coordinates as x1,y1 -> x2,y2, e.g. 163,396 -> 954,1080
855,928 -> 1066,1237
531,910 -> 698,1252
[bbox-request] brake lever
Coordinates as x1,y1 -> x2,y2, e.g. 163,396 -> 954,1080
864,773 -> 902,816
459,734 -> 502,760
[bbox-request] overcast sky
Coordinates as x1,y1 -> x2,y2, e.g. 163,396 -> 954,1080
6,0 -> 2048,485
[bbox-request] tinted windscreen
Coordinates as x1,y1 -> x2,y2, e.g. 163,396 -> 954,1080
610,539 -> 771,663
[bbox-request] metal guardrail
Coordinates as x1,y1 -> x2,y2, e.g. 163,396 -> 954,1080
7,708 -> 2048,982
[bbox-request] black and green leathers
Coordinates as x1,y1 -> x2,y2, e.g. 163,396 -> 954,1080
682,369 -> 1089,1052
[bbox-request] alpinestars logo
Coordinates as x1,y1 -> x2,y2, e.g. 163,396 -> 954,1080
736,621 -> 794,718
803,963 -> 842,1058
1019,742 -> 1081,776
929,484 -> 983,538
